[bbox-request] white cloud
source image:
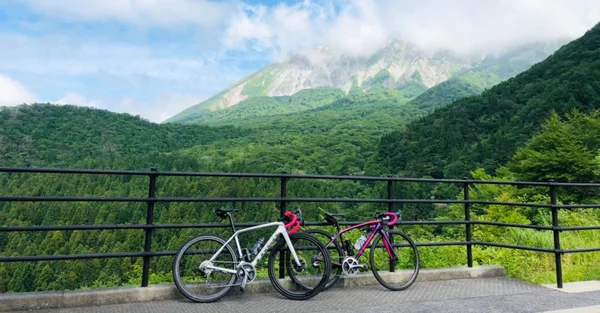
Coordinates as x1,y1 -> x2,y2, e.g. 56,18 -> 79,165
49,91 -> 205,123
223,0 -> 333,61
0,74 -> 38,106
55,92 -> 104,109
106,93 -> 207,123
223,0 -> 600,61
23,0 -> 235,29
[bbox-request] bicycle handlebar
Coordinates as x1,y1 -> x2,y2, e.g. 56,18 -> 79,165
385,212 -> 398,226
374,211 -> 399,226
283,211 -> 300,235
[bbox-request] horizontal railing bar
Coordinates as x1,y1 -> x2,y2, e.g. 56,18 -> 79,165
561,247 -> 600,253
0,196 -> 152,202
414,241 -> 468,247
473,241 -> 554,253
0,196 -> 553,208
4,167 -> 600,187
472,221 -> 554,230
0,223 -> 264,232
0,225 -> 148,231
152,223 -> 262,229
0,221 -> 468,232
397,221 -> 468,225
558,225 -> 600,231
306,221 -> 469,226
0,167 -> 150,176
1,220 -> 560,232
0,242 -> 469,263
0,252 -> 147,262
557,204 -> 600,209
472,201 -> 550,208
5,241 -> 594,263
302,222 -> 331,226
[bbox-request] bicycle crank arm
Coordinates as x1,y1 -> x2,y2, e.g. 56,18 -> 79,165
349,264 -> 368,270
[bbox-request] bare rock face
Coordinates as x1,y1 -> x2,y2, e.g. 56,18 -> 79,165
200,41 -> 481,110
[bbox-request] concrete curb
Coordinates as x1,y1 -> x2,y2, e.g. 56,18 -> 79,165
0,265 -> 504,312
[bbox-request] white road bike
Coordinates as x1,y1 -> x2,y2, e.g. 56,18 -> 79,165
172,208 -> 332,303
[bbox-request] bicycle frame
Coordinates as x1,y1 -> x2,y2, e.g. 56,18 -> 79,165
324,219 -> 398,268
202,221 -> 302,275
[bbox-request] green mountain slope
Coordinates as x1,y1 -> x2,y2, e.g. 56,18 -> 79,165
378,23 -> 600,179
172,89 -> 421,175
169,87 -> 346,125
406,40 -> 568,111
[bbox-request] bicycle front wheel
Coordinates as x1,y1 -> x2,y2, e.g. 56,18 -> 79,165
369,230 -> 420,291
172,234 -> 238,303
267,232 -> 332,300
303,228 -> 343,291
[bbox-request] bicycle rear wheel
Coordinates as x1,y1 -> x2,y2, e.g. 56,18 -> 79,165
267,232 -> 331,300
369,230 -> 419,291
172,234 -> 237,303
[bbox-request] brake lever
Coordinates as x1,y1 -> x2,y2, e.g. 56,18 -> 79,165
293,206 -> 303,218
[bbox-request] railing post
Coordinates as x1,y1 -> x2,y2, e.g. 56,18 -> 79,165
142,167 -> 157,287
550,181 -> 563,288
279,171 -> 288,279
463,180 -> 473,268
387,175 -> 395,272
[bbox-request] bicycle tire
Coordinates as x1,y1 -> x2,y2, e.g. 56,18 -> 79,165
267,232 -> 331,300
303,229 -> 343,290
369,230 -> 420,291
172,234 -> 237,303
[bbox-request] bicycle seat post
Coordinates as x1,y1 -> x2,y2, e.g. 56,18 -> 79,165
334,217 -> 341,233
227,213 -> 236,232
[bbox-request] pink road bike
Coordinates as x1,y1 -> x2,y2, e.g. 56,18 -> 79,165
304,211 -> 420,291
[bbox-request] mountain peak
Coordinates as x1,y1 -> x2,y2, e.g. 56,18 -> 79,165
164,37 -> 566,124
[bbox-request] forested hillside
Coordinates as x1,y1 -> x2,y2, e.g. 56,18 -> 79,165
378,23 -> 600,180
405,40 -> 566,112
171,87 -> 346,125
0,104 -> 248,168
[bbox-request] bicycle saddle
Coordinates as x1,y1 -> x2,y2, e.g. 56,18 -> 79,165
215,208 -> 237,218
324,212 -> 345,224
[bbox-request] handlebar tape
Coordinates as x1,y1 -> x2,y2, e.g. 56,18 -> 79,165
385,212 -> 398,226
284,211 -> 300,235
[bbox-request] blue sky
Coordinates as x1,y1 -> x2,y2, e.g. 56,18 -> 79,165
0,0 -> 599,122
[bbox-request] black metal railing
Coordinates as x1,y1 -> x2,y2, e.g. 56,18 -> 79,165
1,167 -> 600,289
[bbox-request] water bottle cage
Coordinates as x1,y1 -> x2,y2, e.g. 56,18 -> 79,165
241,248 -> 252,262
344,239 -> 355,256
